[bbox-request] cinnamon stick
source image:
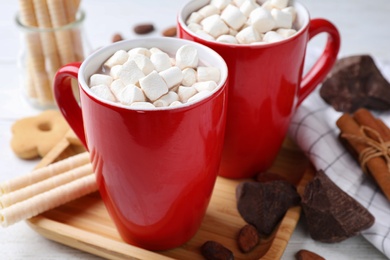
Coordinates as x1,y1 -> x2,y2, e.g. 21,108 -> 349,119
336,112 -> 390,201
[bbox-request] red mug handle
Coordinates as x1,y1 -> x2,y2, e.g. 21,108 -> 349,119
53,62 -> 87,148
297,18 -> 341,106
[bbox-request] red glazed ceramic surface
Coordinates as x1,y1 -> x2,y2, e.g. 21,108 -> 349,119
178,0 -> 340,179
53,38 -> 228,250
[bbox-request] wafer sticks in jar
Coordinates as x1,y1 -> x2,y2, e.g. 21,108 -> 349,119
16,0 -> 85,108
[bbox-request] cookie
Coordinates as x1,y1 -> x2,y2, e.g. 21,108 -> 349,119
11,110 -> 70,159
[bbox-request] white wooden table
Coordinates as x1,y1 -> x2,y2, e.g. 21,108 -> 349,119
0,0 -> 389,259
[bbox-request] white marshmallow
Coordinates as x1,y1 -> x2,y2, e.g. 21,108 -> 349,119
187,22 -> 203,33
118,60 -> 145,85
217,34 -> 239,44
195,30 -> 216,41
263,30 -> 285,43
197,67 -> 221,82
261,0 -> 274,11
201,14 -> 229,38
198,4 -> 220,17
110,65 -> 122,80
250,7 -> 275,33
159,66 -> 184,89
276,28 -> 297,38
90,74 -> 113,87
229,28 -> 238,36
116,84 -> 146,105
282,7 -> 297,22
271,8 -> 293,29
221,4 -> 247,30
149,47 -> 164,54
104,50 -> 129,68
176,44 -> 199,70
187,90 -> 212,103
186,12 -> 205,24
193,81 -> 218,92
270,0 -> 289,9
132,54 -> 155,75
139,70 -> 169,101
110,79 -> 126,98
90,85 -> 116,102
181,68 -> 197,86
150,52 -> 172,72
130,102 -> 155,109
169,101 -> 183,107
233,0 -> 246,7
235,25 -> 261,44
128,47 -> 151,58
177,85 -> 198,103
240,0 -> 259,17
211,0 -> 232,10
153,91 -> 179,107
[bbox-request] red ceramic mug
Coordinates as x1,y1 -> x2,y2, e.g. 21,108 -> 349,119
178,0 -> 341,179
53,38 -> 228,250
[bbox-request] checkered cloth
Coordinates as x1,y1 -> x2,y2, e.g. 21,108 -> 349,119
288,53 -> 390,258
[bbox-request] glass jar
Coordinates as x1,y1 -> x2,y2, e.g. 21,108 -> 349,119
16,9 -> 90,109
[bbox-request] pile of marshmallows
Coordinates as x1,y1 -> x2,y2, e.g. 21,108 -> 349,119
186,0 -> 297,44
88,45 -> 220,109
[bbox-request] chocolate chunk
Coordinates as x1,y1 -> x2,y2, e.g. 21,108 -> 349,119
301,170 -> 375,243
133,23 -> 155,35
320,55 -> 390,113
236,181 -> 301,236
201,241 -> 234,260
162,26 -> 177,37
112,33 -> 124,43
295,249 -> 326,260
237,224 -> 259,253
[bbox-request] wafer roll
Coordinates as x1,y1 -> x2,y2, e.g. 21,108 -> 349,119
0,164 -> 93,209
46,0 -> 76,64
18,0 -> 53,105
0,174 -> 97,227
64,0 -> 84,61
0,152 -> 90,195
32,0 -> 61,80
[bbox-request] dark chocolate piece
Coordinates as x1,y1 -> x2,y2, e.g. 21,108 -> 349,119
256,171 -> 288,183
237,224 -> 259,253
201,241 -> 234,260
236,181 -> 301,236
295,249 -> 326,260
301,170 -> 375,243
320,55 -> 390,113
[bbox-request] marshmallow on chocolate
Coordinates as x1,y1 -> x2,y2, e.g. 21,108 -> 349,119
159,66 -> 184,89
90,85 -> 116,102
139,70 -> 169,101
250,7 -> 275,33
197,67 -> 221,82
182,68 -> 197,86
150,52 -> 172,72
90,74 -> 113,87
221,4 -> 246,30
178,85 -> 198,103
104,50 -> 129,68
118,60 -> 145,85
153,91 -> 179,107
176,45 -> 199,70
201,14 -> 230,38
116,84 -> 146,105
236,25 -> 261,44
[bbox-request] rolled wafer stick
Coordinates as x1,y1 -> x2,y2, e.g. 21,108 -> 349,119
0,174 -> 97,227
64,0 -> 84,61
25,56 -> 37,98
336,113 -> 390,201
46,0 -> 76,64
0,152 -> 90,195
32,0 -> 61,80
18,0 -> 53,105
0,164 -> 93,209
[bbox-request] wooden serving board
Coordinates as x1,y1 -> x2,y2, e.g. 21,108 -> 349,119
26,132 -> 312,259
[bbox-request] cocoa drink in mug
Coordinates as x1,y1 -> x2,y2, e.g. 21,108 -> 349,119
53,38 -> 228,250
178,0 -> 340,179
